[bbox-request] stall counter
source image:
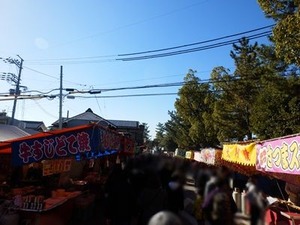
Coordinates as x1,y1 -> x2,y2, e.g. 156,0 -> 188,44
265,201 -> 300,225
18,191 -> 81,225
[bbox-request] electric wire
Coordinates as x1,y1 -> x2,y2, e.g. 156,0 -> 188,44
0,76 -> 270,101
32,99 -> 59,119
71,93 -> 178,98
25,25 -> 273,65
23,66 -> 89,86
117,31 -> 272,61
0,73 -> 291,97
23,66 -> 58,79
118,25 -> 274,57
48,0 -> 209,49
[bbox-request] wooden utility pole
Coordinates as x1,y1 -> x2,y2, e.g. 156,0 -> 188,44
10,55 -> 23,125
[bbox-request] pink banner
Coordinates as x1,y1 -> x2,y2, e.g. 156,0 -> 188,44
256,134 -> 300,174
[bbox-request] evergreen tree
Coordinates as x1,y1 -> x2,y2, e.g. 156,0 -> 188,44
211,38 -> 262,142
250,45 -> 300,139
174,69 -> 219,148
258,0 -> 300,65
154,120 -> 178,152
154,122 -> 165,151
165,110 -> 190,149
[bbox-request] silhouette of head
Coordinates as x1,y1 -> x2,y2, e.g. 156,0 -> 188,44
148,211 -> 182,225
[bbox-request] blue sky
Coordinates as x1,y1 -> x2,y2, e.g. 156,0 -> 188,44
0,0 -> 273,138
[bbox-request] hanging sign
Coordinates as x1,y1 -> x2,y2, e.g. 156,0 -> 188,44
256,134 -> 300,174
222,142 -> 257,166
12,127 -> 100,166
193,149 -> 222,165
99,129 -> 121,152
200,148 -> 218,165
174,149 -> 186,158
194,151 -> 201,162
11,124 -> 131,166
185,151 -> 194,160
42,159 -> 72,176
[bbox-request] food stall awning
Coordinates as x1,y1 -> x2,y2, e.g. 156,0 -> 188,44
256,133 -> 300,175
193,148 -> 221,165
221,142 -> 259,176
185,151 -> 194,160
0,124 -> 132,166
174,148 -> 186,158
256,133 -> 300,185
0,124 -> 94,154
222,142 -> 257,166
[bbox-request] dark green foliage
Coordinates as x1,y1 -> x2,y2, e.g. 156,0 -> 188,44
258,0 -> 300,66
154,35 -> 300,148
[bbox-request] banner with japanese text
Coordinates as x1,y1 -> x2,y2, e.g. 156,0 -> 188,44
11,125 -> 126,166
256,134 -> 300,174
42,159 -> 72,176
222,142 -> 257,166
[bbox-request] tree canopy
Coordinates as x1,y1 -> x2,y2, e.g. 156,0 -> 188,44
155,39 -> 299,150
258,0 -> 300,66
154,1 -> 300,150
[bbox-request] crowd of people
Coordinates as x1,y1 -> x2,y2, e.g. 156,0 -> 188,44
102,153 -> 269,225
103,154 -> 187,225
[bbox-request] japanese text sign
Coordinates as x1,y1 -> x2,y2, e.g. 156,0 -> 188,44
222,142 -> 257,166
12,126 -> 121,166
42,159 -> 72,176
256,134 -> 300,174
12,127 -> 100,166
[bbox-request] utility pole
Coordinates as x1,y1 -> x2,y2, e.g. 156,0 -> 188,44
10,55 -> 24,125
59,65 -> 63,129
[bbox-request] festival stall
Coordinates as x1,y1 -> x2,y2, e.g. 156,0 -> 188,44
256,133 -> 300,224
220,142 -> 261,223
185,150 -> 194,160
0,123 -> 135,225
193,148 -> 222,166
221,142 -> 258,176
174,148 -> 186,158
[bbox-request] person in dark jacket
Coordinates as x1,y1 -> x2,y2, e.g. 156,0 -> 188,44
202,167 -> 237,225
166,171 -> 184,214
104,164 -> 135,225
136,171 -> 168,225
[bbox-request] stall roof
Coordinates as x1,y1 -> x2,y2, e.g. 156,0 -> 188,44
0,124 -> 31,141
0,124 -> 94,154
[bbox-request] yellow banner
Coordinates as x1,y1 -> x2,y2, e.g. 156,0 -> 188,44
185,151 -> 194,159
222,142 -> 257,166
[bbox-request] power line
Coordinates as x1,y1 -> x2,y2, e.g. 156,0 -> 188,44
23,66 -> 58,79
118,25 -> 274,57
49,0 -> 209,49
1,71 -> 294,98
99,82 -> 184,92
32,99 -> 59,119
70,93 -> 178,98
25,25 -> 273,65
117,31 -> 272,61
23,66 -> 89,86
1,74 -> 294,101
